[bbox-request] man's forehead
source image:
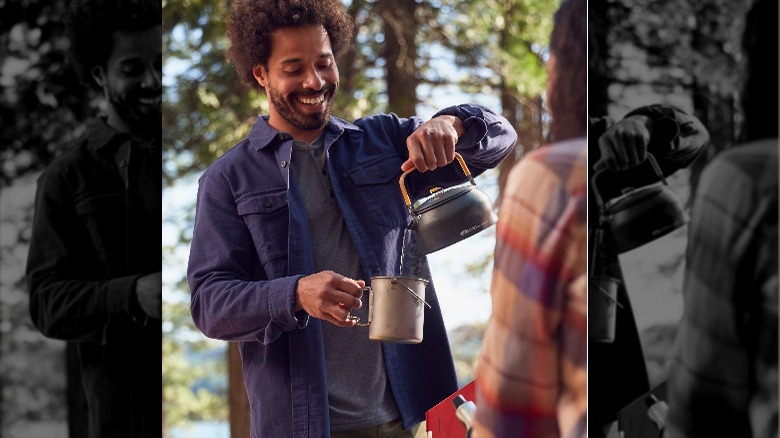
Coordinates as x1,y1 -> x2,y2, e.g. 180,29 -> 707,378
268,24 -> 332,59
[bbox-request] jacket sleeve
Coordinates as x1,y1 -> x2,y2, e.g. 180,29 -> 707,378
386,104 -> 517,200
432,103 -> 518,175
26,170 -> 143,344
625,104 -> 710,175
590,105 -> 710,177
187,172 -> 307,345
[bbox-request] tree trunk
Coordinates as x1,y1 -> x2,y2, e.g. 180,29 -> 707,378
497,87 -> 521,207
689,85 -> 735,198
337,0 -> 367,105
229,343 -> 251,438
496,91 -> 543,207
377,0 -> 419,117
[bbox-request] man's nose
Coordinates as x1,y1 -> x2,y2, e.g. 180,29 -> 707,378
302,68 -> 325,89
142,65 -> 162,89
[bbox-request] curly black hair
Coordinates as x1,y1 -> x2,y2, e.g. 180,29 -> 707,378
547,0 -> 587,143
226,0 -> 355,91
65,0 -> 161,89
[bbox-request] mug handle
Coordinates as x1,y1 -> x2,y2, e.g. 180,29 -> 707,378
398,152 -> 475,211
347,286 -> 373,326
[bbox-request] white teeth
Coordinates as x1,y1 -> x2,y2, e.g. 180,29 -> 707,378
139,96 -> 161,105
299,94 -> 325,105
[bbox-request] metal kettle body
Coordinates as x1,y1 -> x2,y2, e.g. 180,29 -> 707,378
592,154 -> 689,253
400,153 -> 498,254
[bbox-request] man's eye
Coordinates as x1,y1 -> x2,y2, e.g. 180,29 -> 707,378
120,64 -> 144,76
318,62 -> 332,70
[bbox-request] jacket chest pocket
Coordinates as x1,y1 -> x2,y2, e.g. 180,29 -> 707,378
348,155 -> 407,228
74,191 -> 125,264
236,190 -> 289,273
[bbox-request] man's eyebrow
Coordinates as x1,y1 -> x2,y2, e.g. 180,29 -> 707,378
116,56 -> 144,64
280,53 -> 334,64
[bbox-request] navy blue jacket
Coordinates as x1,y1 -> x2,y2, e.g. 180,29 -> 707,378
187,104 -> 516,437
26,118 -> 162,437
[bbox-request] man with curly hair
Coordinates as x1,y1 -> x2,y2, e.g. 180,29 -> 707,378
26,0 -> 162,436
186,0 -> 517,437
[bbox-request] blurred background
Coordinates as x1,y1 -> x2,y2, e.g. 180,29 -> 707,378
0,0 -> 751,437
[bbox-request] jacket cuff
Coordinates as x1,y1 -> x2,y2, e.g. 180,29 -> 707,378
269,275 -> 309,331
433,105 -> 488,149
107,275 -> 144,321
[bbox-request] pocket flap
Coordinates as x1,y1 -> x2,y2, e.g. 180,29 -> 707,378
349,155 -> 402,186
236,190 -> 288,215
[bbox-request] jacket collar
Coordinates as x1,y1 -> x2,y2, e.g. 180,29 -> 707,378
248,115 -> 361,151
84,117 -> 130,152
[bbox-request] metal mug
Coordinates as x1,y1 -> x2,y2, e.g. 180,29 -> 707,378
348,276 -> 431,344
588,276 -> 621,343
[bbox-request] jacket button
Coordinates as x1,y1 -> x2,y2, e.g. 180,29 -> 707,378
379,170 -> 387,177
263,199 -> 272,208
281,160 -> 288,168
277,133 -> 288,141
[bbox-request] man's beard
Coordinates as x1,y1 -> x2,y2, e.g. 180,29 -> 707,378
266,82 -> 336,131
107,85 -> 162,139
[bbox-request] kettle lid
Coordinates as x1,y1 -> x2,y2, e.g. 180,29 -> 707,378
603,183 -> 665,213
412,183 -> 473,213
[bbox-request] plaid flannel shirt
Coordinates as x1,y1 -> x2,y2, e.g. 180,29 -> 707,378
474,138 -> 588,438
666,138 -> 778,438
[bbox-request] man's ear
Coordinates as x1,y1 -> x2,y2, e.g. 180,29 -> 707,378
252,65 -> 268,88
91,65 -> 106,89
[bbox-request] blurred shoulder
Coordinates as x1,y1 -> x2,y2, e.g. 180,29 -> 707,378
508,137 -> 587,189
700,138 -> 777,197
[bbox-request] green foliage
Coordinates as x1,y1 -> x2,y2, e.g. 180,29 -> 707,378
448,322 -> 487,387
0,174 -> 68,431
431,0 -> 557,99
162,299 -> 228,427
606,0 -> 747,96
0,0 -> 100,186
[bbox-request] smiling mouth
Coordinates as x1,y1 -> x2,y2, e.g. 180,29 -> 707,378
138,95 -> 162,105
298,94 -> 326,105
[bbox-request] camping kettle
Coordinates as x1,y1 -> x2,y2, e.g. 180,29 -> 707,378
399,152 -> 497,254
592,153 -> 688,254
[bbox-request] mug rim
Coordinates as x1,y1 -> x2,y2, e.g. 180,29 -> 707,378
369,275 -> 429,284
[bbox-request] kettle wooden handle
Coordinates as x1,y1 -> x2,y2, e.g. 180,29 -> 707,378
591,153 -> 666,212
398,152 -> 473,209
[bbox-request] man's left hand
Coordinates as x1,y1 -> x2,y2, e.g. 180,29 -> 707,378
402,115 -> 464,172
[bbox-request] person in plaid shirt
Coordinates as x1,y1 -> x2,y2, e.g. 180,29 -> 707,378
665,0 -> 778,436
473,0 -> 587,436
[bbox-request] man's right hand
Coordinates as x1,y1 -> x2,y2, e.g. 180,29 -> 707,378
295,271 -> 365,327
594,114 -> 653,172
135,271 -> 162,320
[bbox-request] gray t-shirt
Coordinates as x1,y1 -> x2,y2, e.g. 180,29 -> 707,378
290,133 -> 401,431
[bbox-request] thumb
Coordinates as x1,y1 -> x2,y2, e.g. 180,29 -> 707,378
593,159 -> 608,172
401,159 -> 416,172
